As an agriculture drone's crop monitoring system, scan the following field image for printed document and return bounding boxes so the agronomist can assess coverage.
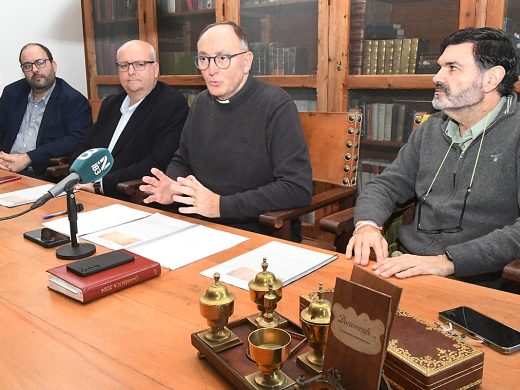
[83,213,195,250]
[0,184,62,208]
[128,225,248,270]
[200,241,337,290]
[43,204,151,236]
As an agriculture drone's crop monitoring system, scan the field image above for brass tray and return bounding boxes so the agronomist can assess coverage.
[191,314,314,389]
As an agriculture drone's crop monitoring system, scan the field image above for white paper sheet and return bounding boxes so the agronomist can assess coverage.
[82,213,195,250]
[0,184,59,208]
[43,204,151,236]
[128,225,248,270]
[200,241,337,290]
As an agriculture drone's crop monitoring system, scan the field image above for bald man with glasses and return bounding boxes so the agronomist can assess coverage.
[346,28,520,292]
[140,21,312,241]
[0,43,92,177]
[72,40,189,200]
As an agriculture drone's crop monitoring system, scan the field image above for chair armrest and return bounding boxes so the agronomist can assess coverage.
[48,156,70,166]
[117,179,145,197]
[319,207,355,235]
[503,259,520,283]
[46,164,70,179]
[259,186,357,229]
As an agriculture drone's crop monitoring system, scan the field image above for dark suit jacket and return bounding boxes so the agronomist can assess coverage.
[0,77,92,175]
[72,81,189,199]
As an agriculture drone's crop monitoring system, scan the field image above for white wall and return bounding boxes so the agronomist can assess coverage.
[0,1,87,96]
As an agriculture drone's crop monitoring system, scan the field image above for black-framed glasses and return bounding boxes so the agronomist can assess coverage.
[193,51,249,70]
[417,185,472,234]
[116,60,155,72]
[20,58,50,72]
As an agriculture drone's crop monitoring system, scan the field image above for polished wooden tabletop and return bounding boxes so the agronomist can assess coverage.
[0,172,519,389]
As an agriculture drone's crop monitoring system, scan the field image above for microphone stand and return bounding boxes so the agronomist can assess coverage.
[56,184,96,260]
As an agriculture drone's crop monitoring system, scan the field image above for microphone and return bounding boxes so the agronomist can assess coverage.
[31,148,114,210]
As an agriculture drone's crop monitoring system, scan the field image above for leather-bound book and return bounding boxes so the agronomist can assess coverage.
[47,251,161,303]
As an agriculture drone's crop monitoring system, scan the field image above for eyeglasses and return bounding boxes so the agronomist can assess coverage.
[417,185,472,234]
[416,114,489,234]
[193,51,249,70]
[116,60,155,72]
[20,58,50,72]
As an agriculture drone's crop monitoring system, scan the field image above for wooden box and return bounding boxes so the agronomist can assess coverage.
[384,310,484,390]
[300,294,484,390]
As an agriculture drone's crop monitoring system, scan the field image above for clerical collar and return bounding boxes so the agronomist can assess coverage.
[212,75,253,106]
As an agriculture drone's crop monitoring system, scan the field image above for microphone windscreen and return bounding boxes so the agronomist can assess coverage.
[70,148,114,184]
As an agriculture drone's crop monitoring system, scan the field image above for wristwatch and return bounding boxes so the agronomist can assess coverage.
[93,182,102,195]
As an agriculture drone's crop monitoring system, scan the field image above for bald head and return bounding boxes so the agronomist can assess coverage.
[116,40,159,105]
[117,40,156,62]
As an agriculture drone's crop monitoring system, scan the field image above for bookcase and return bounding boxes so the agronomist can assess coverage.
[80,0,520,178]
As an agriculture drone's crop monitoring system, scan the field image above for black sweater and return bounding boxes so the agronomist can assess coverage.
[167,76,312,234]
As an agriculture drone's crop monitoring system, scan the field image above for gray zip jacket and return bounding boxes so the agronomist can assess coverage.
[355,93,520,277]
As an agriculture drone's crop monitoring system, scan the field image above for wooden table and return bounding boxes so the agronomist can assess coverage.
[0,172,519,389]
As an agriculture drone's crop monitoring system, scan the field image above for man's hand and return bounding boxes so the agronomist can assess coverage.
[345,225,388,265]
[372,253,455,279]
[172,175,220,218]
[75,183,95,193]
[140,168,179,205]
[0,152,31,172]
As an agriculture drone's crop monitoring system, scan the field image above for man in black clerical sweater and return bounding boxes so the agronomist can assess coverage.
[140,21,312,240]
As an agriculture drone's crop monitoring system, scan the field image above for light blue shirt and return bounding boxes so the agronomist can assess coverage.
[11,82,56,154]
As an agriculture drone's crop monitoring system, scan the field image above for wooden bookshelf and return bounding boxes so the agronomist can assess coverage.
[80,0,518,149]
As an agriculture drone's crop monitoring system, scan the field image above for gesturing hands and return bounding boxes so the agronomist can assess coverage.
[141,168,220,218]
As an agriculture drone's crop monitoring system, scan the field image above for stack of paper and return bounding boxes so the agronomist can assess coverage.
[43,204,151,236]
[200,241,337,290]
[43,204,249,271]
[0,184,62,208]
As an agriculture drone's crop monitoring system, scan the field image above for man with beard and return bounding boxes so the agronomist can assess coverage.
[345,27,520,291]
[0,43,92,177]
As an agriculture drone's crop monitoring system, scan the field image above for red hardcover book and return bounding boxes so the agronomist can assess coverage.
[46,251,161,303]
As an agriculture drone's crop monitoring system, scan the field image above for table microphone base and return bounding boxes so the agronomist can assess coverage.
[56,243,96,260]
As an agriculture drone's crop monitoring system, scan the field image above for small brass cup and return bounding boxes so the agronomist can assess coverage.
[246,328,293,389]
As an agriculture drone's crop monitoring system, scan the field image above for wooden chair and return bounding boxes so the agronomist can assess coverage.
[258,111,362,247]
[119,111,363,247]
[319,111,520,289]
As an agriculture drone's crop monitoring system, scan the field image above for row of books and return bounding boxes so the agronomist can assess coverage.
[249,42,310,76]
[293,99,317,112]
[358,158,393,189]
[159,51,197,75]
[94,0,137,22]
[158,0,213,13]
[356,101,433,143]
[361,38,428,75]
[350,0,394,75]
[95,37,120,75]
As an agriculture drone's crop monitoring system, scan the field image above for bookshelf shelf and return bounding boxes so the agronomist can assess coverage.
[81,0,517,121]
[346,74,436,90]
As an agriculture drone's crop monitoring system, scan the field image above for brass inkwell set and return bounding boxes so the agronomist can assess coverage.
[193,258,335,390]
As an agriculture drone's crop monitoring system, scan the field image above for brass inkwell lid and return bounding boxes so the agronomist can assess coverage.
[248,257,282,293]
[301,284,331,325]
[200,272,235,307]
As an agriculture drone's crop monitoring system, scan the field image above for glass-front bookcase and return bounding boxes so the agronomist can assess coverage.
[82,0,322,116]
[347,0,462,189]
